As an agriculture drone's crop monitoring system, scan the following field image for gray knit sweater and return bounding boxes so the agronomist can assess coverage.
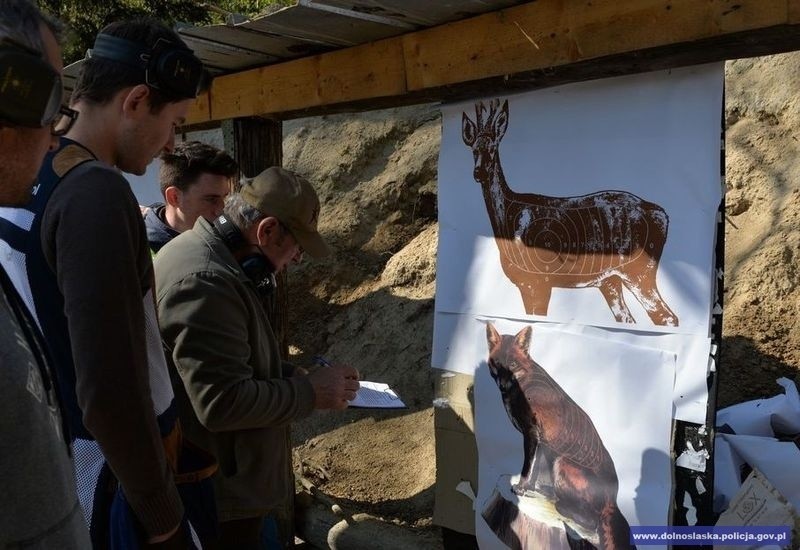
[0,268,89,548]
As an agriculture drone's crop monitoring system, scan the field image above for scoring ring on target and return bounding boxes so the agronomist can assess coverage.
[531,225,566,264]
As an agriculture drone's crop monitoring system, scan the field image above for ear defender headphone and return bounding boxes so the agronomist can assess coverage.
[87,34,210,99]
[0,38,64,128]
[213,215,276,297]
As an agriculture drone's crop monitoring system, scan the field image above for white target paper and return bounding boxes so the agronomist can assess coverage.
[436,64,723,336]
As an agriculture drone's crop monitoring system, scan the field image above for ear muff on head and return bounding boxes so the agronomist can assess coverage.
[0,38,63,128]
[150,38,210,97]
[239,254,276,297]
[213,214,245,249]
[88,34,210,99]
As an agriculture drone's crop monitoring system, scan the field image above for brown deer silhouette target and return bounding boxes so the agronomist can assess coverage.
[462,100,678,327]
[484,323,635,549]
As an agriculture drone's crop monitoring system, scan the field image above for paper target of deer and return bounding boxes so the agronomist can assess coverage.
[436,65,723,336]
[463,99,678,328]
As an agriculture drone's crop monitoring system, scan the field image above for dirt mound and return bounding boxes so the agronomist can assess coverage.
[281,52,800,540]
[283,106,441,533]
[722,53,800,406]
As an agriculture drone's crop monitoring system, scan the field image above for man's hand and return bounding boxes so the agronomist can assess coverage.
[307,364,360,410]
[145,523,188,548]
[293,366,309,377]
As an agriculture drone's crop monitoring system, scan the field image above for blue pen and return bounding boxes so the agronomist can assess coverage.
[313,355,333,368]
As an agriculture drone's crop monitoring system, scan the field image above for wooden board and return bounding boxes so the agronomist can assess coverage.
[184,0,800,125]
[208,38,407,122]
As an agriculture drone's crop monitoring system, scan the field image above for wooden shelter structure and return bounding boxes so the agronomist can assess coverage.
[64,0,800,545]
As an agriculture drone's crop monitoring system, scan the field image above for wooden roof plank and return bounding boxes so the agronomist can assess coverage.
[183,0,800,125]
[244,4,408,46]
[313,0,523,26]
[209,37,407,121]
[179,24,328,60]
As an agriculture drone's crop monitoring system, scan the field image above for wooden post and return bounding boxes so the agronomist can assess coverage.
[223,116,289,360]
[228,117,282,182]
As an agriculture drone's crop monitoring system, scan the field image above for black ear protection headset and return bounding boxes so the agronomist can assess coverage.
[87,33,210,99]
[213,215,276,297]
[0,37,64,128]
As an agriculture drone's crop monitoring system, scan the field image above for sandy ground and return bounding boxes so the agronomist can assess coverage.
[722,54,800,406]
[280,53,800,543]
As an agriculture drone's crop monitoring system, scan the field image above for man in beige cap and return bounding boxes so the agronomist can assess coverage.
[154,166,359,549]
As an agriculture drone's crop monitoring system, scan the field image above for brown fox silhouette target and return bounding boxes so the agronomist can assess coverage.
[485,323,635,549]
[462,100,678,327]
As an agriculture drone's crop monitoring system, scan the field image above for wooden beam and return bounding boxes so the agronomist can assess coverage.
[222,117,289,360]
[403,0,793,90]
[184,0,800,126]
[226,117,282,180]
[188,89,211,125]
[208,38,406,122]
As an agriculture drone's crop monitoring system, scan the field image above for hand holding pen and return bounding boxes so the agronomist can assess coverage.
[307,355,360,410]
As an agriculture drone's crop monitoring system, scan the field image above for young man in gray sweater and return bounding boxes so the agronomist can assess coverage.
[0,0,88,547]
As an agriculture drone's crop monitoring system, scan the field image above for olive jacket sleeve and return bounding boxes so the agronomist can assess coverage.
[155,226,315,434]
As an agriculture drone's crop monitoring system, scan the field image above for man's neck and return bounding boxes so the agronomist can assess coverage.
[164,207,187,233]
[64,102,119,167]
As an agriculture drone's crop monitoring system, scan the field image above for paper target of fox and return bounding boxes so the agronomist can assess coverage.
[472,318,674,550]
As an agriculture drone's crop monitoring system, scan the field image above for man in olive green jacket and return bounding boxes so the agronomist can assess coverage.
[154,167,359,549]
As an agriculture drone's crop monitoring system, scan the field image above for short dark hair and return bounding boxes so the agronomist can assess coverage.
[0,0,62,53]
[159,140,238,196]
[70,19,190,112]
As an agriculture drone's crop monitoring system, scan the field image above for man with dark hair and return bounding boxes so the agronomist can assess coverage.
[0,17,213,548]
[0,0,88,547]
[145,140,237,253]
[155,167,360,549]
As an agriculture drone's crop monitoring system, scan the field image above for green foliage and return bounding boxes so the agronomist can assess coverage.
[37,0,209,64]
[37,0,294,65]
[215,0,294,18]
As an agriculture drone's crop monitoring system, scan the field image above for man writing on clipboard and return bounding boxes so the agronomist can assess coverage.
[154,166,359,549]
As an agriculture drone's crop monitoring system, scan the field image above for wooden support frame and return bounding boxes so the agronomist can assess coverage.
[222,117,289,360]
[185,0,800,126]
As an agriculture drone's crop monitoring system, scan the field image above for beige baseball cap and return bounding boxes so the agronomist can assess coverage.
[240,167,330,258]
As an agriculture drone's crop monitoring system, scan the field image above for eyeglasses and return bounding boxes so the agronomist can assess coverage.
[278,222,304,258]
[49,105,78,137]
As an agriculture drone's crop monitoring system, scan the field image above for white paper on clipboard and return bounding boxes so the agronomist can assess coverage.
[349,381,406,409]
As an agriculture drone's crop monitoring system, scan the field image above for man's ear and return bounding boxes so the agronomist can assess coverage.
[121,84,151,118]
[255,216,280,245]
[164,186,181,207]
